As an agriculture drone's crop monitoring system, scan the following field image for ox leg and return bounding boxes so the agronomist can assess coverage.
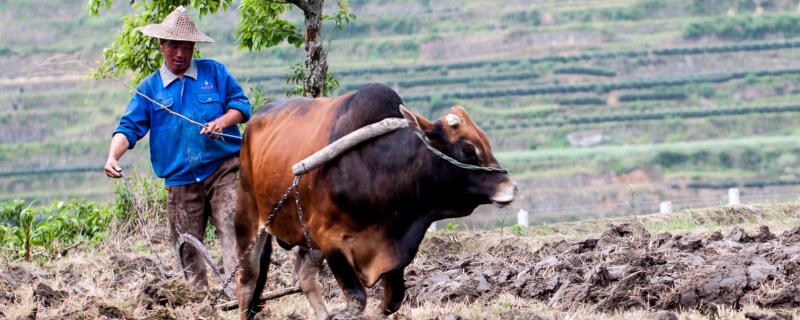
[371,269,406,316]
[294,247,328,320]
[236,232,273,320]
[326,250,367,315]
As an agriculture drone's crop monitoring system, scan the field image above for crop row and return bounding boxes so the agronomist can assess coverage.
[556,97,606,106]
[244,39,800,81]
[339,72,539,92]
[0,166,101,178]
[553,66,616,77]
[485,104,800,129]
[617,92,687,102]
[403,68,800,102]
[686,178,800,189]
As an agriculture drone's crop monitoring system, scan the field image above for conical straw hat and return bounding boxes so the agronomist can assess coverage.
[139,6,214,43]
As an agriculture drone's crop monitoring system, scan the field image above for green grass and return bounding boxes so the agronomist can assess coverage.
[499,134,800,163]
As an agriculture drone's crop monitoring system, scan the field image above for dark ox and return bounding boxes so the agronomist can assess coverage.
[235,84,516,319]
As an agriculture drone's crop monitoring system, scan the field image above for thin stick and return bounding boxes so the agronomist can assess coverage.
[122,174,172,279]
[67,57,241,141]
[111,77,242,141]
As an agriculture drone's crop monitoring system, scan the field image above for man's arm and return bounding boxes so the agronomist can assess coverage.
[201,109,244,138]
[105,86,151,178]
[104,133,130,178]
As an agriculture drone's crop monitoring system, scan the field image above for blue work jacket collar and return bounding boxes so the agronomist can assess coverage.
[159,60,198,87]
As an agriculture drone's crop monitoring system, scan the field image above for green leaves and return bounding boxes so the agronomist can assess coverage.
[236,0,302,51]
[0,199,114,260]
[324,1,356,32]
[285,62,339,97]
[87,0,232,85]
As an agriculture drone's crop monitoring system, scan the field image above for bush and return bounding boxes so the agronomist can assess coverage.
[655,151,689,168]
[502,9,541,26]
[684,14,800,40]
[113,174,168,231]
[556,96,607,106]
[0,199,114,260]
[618,92,687,102]
[553,66,616,77]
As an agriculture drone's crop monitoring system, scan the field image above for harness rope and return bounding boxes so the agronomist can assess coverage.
[413,131,509,173]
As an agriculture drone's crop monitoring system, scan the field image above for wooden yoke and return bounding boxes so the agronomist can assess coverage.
[291,117,409,176]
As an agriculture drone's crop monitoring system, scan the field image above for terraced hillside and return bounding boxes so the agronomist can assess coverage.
[2,0,800,224]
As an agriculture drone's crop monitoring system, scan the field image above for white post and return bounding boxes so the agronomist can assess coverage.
[728,188,740,205]
[659,201,672,214]
[428,222,437,232]
[517,209,529,227]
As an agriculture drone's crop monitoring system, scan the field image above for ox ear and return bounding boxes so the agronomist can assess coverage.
[399,104,433,133]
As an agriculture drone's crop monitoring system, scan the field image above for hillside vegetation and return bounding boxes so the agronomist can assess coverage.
[1,0,800,222]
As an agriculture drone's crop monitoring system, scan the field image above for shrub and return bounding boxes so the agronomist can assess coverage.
[553,66,616,77]
[502,9,541,26]
[684,14,800,40]
[655,151,689,168]
[618,92,687,102]
[556,97,607,106]
[0,199,114,260]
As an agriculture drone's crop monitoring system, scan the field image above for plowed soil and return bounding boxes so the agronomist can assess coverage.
[2,218,800,319]
[407,222,800,316]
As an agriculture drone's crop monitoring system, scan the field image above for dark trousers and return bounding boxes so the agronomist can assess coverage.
[166,156,239,288]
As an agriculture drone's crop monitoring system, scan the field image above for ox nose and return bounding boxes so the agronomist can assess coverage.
[490,179,517,207]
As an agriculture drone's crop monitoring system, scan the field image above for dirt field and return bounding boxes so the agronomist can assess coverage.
[2,203,800,319]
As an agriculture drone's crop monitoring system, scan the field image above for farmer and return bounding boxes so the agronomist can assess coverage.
[103,6,251,289]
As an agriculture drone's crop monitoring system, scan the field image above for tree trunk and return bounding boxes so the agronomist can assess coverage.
[302,0,327,98]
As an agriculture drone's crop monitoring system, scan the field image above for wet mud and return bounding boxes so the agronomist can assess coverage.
[406,222,800,315]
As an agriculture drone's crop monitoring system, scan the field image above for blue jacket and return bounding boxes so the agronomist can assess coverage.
[113,59,251,186]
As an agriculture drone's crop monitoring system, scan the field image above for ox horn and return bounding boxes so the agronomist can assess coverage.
[445,113,461,128]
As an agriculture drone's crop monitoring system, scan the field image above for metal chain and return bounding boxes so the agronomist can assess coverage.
[413,131,510,173]
[211,176,301,309]
[294,181,319,260]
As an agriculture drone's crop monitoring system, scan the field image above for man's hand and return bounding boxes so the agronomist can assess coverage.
[201,118,226,139]
[104,157,124,178]
[105,133,130,178]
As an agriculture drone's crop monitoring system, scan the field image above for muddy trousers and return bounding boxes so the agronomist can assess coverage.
[166,156,240,289]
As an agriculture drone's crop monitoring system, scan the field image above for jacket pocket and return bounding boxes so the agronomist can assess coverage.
[151,96,176,131]
[196,92,223,121]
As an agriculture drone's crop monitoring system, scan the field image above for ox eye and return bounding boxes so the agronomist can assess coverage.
[462,144,478,163]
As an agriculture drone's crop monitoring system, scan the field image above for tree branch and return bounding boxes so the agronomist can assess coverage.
[286,0,310,13]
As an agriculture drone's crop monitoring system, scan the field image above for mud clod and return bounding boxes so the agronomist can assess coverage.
[648,310,678,320]
[98,304,129,319]
[745,311,793,320]
[137,278,207,309]
[2,266,30,286]
[33,283,67,307]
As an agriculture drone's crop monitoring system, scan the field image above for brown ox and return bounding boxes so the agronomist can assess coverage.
[235,84,516,319]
